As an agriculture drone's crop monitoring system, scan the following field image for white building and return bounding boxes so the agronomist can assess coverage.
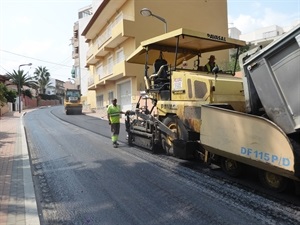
[70,5,94,111]
[228,27,241,40]
[240,25,284,47]
[46,78,56,95]
[232,22,300,48]
[71,5,93,96]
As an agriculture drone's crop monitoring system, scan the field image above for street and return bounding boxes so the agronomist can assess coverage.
[23,106,300,225]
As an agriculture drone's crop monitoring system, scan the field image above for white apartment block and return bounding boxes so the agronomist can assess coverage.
[72,5,93,96]
[232,21,300,47]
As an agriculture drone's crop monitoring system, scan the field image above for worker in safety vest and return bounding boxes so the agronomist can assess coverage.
[107,98,125,148]
[205,55,218,73]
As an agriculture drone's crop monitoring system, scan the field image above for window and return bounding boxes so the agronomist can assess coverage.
[96,64,104,79]
[97,23,112,48]
[116,48,124,64]
[263,30,277,39]
[114,12,123,26]
[108,91,114,103]
[107,56,113,75]
[194,81,207,99]
[96,95,104,108]
[78,9,92,19]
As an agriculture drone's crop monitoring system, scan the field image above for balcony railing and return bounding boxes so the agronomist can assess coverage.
[72,51,79,59]
[88,76,94,86]
[86,43,99,65]
[86,15,135,66]
[96,19,135,57]
[72,37,79,48]
[92,60,142,87]
[73,22,79,32]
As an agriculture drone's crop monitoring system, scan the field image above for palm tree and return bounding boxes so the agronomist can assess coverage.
[6,70,37,95]
[5,70,37,111]
[33,66,52,94]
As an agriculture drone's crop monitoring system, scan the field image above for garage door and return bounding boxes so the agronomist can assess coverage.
[118,81,132,111]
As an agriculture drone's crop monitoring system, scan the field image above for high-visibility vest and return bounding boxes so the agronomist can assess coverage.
[107,104,121,123]
[205,63,217,72]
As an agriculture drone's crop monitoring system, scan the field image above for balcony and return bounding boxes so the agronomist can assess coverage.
[86,19,136,66]
[73,22,79,32]
[72,37,79,48]
[73,23,79,39]
[106,19,135,48]
[93,61,143,85]
[88,78,107,89]
[72,51,79,59]
[109,60,134,80]
[73,58,79,66]
[86,44,103,65]
[95,19,135,58]
[88,76,97,90]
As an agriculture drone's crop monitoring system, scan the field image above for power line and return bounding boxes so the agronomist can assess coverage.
[0,49,73,68]
[0,65,10,73]
[1,48,89,80]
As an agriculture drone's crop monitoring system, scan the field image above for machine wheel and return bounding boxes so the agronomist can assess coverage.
[161,116,187,156]
[66,110,69,115]
[258,170,288,192]
[220,157,244,177]
[161,137,173,156]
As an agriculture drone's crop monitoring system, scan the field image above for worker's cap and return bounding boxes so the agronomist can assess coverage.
[209,55,216,60]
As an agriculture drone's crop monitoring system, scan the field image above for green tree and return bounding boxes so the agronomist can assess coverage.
[228,43,252,72]
[5,88,17,103]
[6,70,37,96]
[23,89,33,99]
[33,66,53,94]
[0,83,7,107]
[0,83,17,105]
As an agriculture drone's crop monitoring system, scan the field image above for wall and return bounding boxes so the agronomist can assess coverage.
[0,104,9,116]
[84,0,231,111]
[24,96,60,108]
[137,0,230,66]
[0,96,60,117]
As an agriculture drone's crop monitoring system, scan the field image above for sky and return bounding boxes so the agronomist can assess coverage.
[0,0,299,81]
[228,0,300,33]
[0,0,91,81]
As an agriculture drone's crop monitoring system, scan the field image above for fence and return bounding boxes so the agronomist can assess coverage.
[0,96,60,117]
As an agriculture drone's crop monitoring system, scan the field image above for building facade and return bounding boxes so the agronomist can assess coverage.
[240,25,285,48]
[238,22,300,47]
[71,5,94,109]
[81,0,231,114]
[45,78,65,103]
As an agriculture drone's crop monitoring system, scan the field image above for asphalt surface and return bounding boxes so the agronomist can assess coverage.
[21,106,300,225]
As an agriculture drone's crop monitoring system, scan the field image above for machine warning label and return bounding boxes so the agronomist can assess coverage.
[240,147,290,167]
[173,78,182,90]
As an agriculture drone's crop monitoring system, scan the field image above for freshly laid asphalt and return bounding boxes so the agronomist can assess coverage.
[0,107,124,225]
[0,110,40,225]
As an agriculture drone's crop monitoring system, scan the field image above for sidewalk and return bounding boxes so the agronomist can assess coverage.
[0,111,40,225]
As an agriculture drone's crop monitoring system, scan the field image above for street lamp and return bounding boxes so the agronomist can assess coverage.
[68,78,77,89]
[140,8,167,33]
[18,63,32,113]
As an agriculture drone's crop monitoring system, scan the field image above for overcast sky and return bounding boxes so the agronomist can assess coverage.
[0,0,91,81]
[228,0,300,33]
[0,0,299,81]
